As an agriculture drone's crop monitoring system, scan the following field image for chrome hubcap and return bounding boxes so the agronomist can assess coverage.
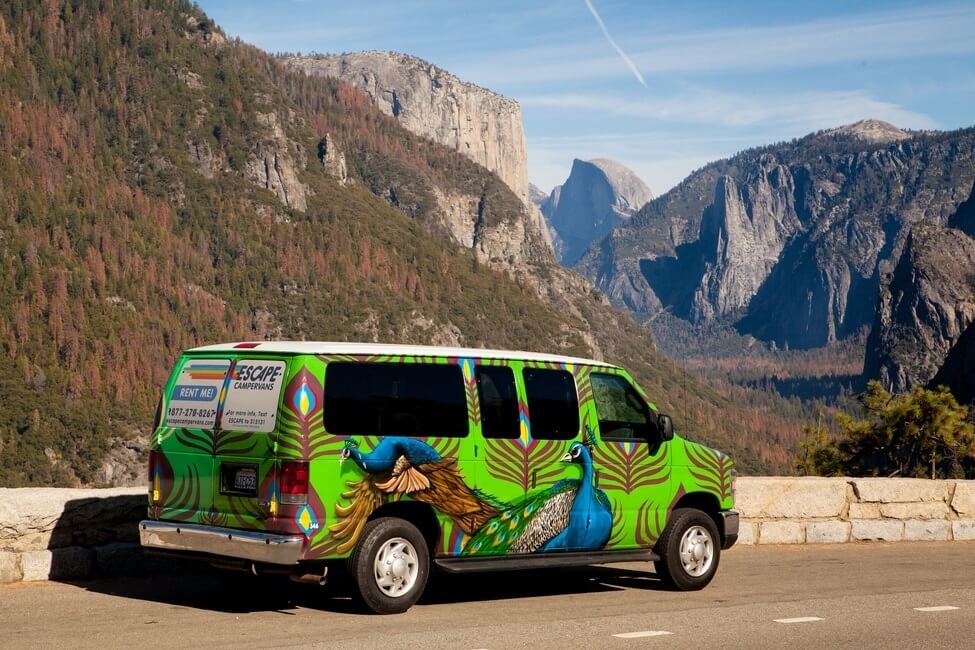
[679,525,714,577]
[373,537,419,598]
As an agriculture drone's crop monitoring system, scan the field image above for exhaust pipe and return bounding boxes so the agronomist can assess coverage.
[289,566,328,587]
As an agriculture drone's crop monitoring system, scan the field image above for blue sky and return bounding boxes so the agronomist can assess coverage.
[198,0,975,194]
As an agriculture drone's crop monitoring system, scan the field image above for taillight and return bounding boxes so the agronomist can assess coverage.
[280,460,309,505]
[148,450,163,503]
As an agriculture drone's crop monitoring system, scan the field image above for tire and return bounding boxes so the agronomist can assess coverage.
[653,507,721,591]
[348,517,430,614]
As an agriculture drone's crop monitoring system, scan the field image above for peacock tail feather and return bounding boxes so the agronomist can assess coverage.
[408,458,500,535]
[462,481,579,555]
[313,477,383,555]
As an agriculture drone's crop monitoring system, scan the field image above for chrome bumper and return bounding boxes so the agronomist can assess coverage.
[719,510,739,549]
[139,520,305,565]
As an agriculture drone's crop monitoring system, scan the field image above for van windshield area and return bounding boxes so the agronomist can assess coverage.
[323,362,469,437]
[591,373,651,441]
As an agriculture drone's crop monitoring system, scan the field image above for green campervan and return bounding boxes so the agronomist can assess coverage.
[140,342,738,613]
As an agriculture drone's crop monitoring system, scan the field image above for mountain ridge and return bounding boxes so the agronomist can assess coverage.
[577,123,975,354]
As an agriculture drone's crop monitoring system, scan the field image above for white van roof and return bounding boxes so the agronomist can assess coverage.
[188,341,619,369]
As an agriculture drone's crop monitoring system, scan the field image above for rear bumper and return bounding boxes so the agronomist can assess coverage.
[139,520,305,565]
[719,510,739,550]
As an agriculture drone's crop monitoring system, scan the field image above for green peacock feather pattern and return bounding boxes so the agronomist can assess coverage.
[686,442,734,501]
[593,440,670,493]
[607,497,627,547]
[276,364,344,459]
[635,500,666,547]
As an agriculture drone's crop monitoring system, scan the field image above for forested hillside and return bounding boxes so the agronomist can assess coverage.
[0,0,813,485]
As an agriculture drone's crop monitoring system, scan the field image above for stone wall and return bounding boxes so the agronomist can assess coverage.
[1,478,973,584]
[735,477,975,544]
[0,487,147,584]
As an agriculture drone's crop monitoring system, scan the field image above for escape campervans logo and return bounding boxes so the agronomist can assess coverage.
[230,364,283,391]
[221,360,287,432]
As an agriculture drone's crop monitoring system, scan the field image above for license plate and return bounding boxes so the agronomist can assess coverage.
[221,464,258,496]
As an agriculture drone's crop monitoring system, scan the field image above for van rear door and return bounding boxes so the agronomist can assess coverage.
[152,355,287,531]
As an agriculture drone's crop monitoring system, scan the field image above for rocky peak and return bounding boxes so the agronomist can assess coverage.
[821,119,909,144]
[587,159,654,212]
[545,158,652,265]
[690,163,802,322]
[283,51,530,205]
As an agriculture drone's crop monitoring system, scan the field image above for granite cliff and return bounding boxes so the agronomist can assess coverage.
[864,223,975,392]
[541,158,653,265]
[282,51,552,265]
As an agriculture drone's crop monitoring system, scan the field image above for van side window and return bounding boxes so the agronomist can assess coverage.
[324,363,468,437]
[523,368,579,440]
[475,365,519,439]
[591,373,651,441]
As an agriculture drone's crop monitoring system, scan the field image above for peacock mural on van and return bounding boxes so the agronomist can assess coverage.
[323,436,613,556]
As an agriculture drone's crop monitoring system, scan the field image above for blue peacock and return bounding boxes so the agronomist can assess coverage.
[463,441,613,555]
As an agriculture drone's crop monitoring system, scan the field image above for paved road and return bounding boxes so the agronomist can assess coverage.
[2,542,973,649]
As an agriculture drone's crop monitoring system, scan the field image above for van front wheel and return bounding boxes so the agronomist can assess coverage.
[349,517,430,614]
[653,507,720,591]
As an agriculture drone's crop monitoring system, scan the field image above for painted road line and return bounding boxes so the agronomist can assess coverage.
[773,617,824,624]
[613,631,673,639]
[914,606,959,612]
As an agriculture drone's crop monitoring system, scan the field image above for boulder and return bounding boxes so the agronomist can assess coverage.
[904,520,950,542]
[847,502,881,519]
[735,477,848,519]
[851,478,949,504]
[851,519,904,542]
[758,521,804,544]
[951,520,975,540]
[0,551,21,583]
[949,481,975,517]
[20,547,94,581]
[806,521,851,544]
[879,502,949,520]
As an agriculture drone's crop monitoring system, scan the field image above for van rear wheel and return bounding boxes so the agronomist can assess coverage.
[653,507,720,591]
[348,517,429,614]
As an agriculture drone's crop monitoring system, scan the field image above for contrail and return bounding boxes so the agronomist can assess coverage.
[584,0,647,88]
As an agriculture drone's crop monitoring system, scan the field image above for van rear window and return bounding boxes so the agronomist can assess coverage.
[164,358,286,432]
[323,363,469,437]
[165,359,231,429]
[221,359,287,432]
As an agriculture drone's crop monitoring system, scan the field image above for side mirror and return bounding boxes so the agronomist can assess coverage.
[657,413,674,441]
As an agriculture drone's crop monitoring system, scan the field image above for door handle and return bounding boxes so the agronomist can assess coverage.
[531,469,537,489]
